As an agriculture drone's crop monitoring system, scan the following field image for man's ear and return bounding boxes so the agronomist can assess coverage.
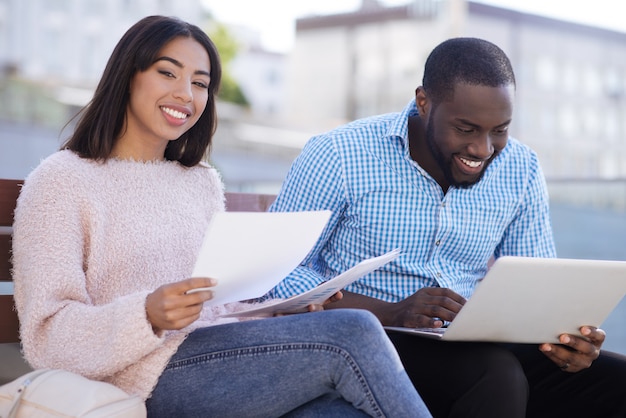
[415,87,430,117]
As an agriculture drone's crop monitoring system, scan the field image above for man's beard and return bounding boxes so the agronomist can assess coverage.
[425,112,486,189]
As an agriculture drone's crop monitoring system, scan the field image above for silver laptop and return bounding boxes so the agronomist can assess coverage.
[384,256,626,343]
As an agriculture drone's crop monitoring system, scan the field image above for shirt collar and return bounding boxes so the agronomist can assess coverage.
[386,99,419,151]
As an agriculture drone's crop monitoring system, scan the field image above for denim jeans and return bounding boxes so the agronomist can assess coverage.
[146,309,431,417]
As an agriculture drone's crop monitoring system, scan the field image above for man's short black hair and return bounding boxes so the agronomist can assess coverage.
[422,37,516,103]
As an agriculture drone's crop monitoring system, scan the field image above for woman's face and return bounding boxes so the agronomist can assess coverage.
[120,36,211,159]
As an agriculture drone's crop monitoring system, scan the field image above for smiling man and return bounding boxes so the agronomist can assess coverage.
[267,38,626,417]
[412,82,513,190]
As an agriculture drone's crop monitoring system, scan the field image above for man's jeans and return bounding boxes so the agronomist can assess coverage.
[146,309,431,417]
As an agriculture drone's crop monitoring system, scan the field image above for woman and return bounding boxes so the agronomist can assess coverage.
[12,15,431,417]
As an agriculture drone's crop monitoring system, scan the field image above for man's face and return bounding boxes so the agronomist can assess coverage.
[423,83,514,189]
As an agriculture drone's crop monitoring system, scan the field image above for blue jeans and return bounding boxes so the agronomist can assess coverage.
[146,309,431,417]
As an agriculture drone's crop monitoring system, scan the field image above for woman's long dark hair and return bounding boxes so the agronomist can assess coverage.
[62,15,222,167]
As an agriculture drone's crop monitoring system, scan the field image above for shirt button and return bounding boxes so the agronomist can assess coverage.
[436,272,442,278]
[435,240,441,246]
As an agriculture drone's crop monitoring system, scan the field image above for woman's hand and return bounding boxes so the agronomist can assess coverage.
[145,277,216,334]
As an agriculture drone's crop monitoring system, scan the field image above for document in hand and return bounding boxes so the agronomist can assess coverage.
[190,211,331,306]
[221,248,402,318]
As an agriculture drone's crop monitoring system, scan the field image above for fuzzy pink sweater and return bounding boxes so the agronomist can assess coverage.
[12,150,254,400]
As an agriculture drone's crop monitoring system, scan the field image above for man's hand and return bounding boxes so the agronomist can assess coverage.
[387,287,466,328]
[324,287,466,327]
[275,291,344,316]
[539,326,604,372]
[305,290,344,312]
[145,277,216,334]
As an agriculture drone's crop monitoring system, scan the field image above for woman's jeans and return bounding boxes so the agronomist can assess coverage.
[146,309,431,417]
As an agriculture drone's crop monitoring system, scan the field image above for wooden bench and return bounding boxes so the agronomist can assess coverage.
[0,177,275,383]
[0,179,21,345]
[0,179,28,384]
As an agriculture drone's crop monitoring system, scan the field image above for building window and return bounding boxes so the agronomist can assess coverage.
[535,56,557,91]
[582,66,601,98]
[561,62,578,94]
[266,69,280,85]
[603,108,620,142]
[43,29,63,76]
[582,108,599,137]
[538,105,556,136]
[558,105,578,138]
[604,67,623,100]
[599,153,619,178]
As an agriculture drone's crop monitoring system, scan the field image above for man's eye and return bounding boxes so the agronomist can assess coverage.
[493,127,509,135]
[456,127,473,133]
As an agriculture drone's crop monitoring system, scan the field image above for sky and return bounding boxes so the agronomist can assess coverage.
[202,0,626,53]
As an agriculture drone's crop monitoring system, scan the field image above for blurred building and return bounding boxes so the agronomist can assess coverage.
[286,0,459,129]
[285,0,626,179]
[0,0,286,119]
[0,0,207,129]
[0,0,205,89]
[2,0,626,190]
[226,24,287,119]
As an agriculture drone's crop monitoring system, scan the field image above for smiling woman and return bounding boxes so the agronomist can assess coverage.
[61,15,222,168]
[115,36,211,161]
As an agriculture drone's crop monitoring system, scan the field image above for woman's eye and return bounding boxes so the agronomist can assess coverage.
[158,70,175,78]
[193,81,209,89]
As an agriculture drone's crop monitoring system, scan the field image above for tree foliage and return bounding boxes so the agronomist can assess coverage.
[208,23,249,107]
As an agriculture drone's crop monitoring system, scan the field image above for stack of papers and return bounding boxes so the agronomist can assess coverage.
[223,248,401,317]
[188,211,401,315]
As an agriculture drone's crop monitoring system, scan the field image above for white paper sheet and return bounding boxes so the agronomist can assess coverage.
[221,248,402,318]
[189,211,331,306]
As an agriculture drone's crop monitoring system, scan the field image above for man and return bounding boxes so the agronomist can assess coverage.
[267,38,626,417]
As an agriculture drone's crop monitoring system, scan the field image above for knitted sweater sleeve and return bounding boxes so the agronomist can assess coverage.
[12,158,164,380]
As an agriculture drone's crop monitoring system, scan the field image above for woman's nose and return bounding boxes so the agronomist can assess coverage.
[173,80,193,102]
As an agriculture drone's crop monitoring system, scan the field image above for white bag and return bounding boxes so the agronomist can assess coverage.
[0,369,146,418]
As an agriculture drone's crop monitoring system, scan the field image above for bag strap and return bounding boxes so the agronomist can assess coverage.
[7,369,50,418]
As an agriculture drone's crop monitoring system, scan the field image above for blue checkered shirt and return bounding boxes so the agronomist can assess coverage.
[267,100,556,302]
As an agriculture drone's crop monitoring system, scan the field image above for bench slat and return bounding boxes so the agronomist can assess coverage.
[0,295,19,343]
[224,192,276,212]
[0,179,21,227]
[0,234,11,282]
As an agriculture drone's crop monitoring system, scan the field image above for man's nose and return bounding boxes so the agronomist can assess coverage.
[468,133,494,159]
